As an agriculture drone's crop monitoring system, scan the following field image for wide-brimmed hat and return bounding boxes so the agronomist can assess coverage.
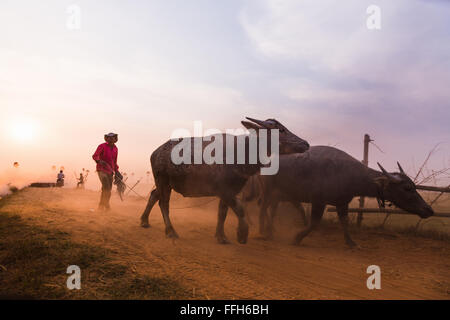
[104,132,118,141]
[105,132,118,137]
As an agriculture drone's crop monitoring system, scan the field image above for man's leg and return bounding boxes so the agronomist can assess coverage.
[103,173,113,210]
[97,172,110,210]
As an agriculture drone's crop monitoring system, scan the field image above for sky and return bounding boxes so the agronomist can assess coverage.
[1,0,449,190]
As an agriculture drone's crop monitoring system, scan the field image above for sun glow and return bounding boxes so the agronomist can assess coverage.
[9,119,39,143]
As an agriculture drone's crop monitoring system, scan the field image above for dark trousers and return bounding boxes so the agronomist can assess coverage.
[98,171,113,208]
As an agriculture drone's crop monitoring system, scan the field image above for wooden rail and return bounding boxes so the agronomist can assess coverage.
[327,207,450,218]
[416,185,450,193]
[354,133,450,224]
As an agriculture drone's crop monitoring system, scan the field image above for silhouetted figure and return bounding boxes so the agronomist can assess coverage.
[77,173,85,189]
[56,170,65,187]
[92,132,120,211]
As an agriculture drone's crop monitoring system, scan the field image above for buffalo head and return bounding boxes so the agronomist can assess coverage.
[375,162,434,219]
[241,117,309,155]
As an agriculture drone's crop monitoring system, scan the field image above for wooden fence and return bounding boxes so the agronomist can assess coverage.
[331,134,450,225]
[327,207,450,218]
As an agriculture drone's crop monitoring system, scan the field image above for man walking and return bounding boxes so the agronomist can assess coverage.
[56,170,65,187]
[77,173,85,189]
[92,132,120,210]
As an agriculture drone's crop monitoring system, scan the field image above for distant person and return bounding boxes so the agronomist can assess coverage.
[77,173,85,189]
[56,170,65,187]
[92,132,119,211]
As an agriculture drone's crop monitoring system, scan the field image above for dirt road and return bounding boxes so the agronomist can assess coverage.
[2,187,449,299]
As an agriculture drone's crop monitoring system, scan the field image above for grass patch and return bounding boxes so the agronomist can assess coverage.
[269,202,450,242]
[321,214,450,242]
[0,212,189,299]
[382,224,450,242]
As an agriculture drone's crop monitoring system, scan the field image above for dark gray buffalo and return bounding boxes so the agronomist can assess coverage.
[257,146,434,247]
[140,117,310,244]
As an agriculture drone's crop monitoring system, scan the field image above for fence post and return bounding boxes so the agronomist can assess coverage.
[357,134,371,227]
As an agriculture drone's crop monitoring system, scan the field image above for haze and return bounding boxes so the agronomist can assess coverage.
[1,0,449,191]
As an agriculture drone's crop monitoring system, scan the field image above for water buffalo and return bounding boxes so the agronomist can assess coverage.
[257,146,434,247]
[140,117,310,244]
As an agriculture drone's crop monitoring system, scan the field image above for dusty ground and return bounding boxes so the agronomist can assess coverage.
[1,187,449,299]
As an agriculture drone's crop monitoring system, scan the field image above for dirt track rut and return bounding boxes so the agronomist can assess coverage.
[3,188,449,299]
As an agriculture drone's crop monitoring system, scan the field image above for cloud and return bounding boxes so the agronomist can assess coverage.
[240,0,367,67]
[238,0,450,178]
[0,49,256,178]
[239,0,450,132]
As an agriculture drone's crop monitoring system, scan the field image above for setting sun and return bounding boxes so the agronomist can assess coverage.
[9,119,39,143]
[0,1,449,304]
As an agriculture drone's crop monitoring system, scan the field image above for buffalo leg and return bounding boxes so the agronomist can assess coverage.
[225,197,249,244]
[258,198,269,236]
[140,188,159,228]
[242,197,253,226]
[158,180,178,238]
[336,204,357,248]
[215,199,229,244]
[292,201,308,226]
[293,203,325,245]
[265,200,279,240]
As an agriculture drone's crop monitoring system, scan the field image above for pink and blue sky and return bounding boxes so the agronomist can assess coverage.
[1,0,449,188]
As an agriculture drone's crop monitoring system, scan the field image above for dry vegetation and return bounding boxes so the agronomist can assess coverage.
[0,187,449,299]
[0,192,189,299]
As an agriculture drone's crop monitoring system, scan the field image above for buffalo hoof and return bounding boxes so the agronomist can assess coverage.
[140,221,150,228]
[292,236,303,246]
[237,225,249,244]
[263,234,274,241]
[263,228,274,240]
[216,234,230,244]
[346,239,359,249]
[165,227,179,239]
[259,225,265,236]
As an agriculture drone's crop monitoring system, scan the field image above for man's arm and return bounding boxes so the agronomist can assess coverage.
[114,150,119,173]
[92,144,108,167]
[92,144,103,163]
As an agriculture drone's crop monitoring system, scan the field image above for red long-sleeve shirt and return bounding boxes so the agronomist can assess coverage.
[92,143,119,174]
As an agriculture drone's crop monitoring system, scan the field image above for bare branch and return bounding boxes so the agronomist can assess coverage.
[417,167,450,185]
[429,183,450,207]
[413,143,443,183]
